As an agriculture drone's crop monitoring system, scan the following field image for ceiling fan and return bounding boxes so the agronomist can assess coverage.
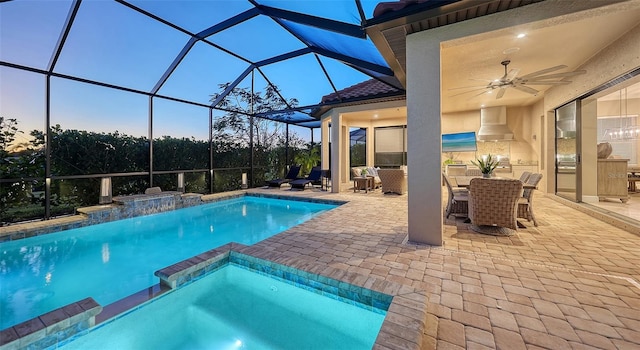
[451,60,586,99]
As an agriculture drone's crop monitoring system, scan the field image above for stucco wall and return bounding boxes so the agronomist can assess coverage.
[441,107,538,166]
[542,21,640,194]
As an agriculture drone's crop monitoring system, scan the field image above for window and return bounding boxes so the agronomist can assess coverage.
[350,127,366,167]
[374,126,406,167]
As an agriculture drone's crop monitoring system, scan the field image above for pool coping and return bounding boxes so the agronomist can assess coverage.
[0,191,346,242]
[0,298,101,350]
[1,243,428,350]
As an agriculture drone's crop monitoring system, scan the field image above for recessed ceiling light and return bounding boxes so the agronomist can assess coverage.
[373,114,379,118]
[516,33,526,39]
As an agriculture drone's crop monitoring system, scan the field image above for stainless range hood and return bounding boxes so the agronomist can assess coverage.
[555,103,576,139]
[477,106,514,141]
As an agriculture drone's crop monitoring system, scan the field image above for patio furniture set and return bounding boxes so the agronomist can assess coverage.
[266,166,327,191]
[351,167,407,194]
[443,171,543,235]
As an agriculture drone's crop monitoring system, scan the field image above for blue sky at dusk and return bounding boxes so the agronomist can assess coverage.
[0,0,384,143]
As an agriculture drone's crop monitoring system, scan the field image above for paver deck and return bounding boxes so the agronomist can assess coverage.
[246,186,640,349]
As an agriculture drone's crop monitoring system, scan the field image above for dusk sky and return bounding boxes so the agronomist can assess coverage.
[0,0,383,143]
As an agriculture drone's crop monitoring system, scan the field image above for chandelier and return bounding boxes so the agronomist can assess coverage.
[604,88,638,140]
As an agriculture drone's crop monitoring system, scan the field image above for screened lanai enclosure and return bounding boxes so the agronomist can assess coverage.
[0,0,403,225]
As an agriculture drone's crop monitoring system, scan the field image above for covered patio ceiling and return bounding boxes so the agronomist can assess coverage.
[0,0,405,129]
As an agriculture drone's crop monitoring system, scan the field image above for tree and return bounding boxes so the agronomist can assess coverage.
[210,83,307,183]
[210,83,298,150]
[294,143,321,176]
[0,117,19,155]
[1,117,45,225]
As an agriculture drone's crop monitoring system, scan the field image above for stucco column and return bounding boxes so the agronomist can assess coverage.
[330,111,342,193]
[406,33,443,245]
[367,124,374,166]
[321,117,330,170]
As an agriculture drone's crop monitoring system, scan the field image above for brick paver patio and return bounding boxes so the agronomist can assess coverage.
[246,187,640,349]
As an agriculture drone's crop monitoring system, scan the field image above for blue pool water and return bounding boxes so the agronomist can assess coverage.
[0,196,336,329]
[61,264,386,350]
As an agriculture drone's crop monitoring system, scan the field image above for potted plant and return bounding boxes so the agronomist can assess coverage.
[442,152,456,166]
[360,168,368,177]
[471,154,499,178]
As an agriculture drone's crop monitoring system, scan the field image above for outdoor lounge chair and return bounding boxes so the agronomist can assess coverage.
[289,166,322,190]
[267,165,300,187]
[377,169,407,194]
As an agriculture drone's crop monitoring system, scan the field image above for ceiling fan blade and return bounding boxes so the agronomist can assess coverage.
[524,70,587,80]
[521,81,571,86]
[496,87,507,99]
[505,68,520,82]
[469,77,496,82]
[467,89,493,99]
[512,85,539,95]
[448,84,489,90]
[449,87,489,97]
[519,65,568,80]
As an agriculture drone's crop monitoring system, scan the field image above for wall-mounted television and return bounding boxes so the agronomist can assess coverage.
[442,131,478,153]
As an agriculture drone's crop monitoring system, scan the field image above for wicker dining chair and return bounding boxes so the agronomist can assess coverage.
[465,168,483,177]
[517,173,543,226]
[468,178,523,235]
[442,173,469,218]
[519,171,532,183]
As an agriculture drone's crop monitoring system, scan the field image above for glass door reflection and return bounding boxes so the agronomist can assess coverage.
[555,101,580,201]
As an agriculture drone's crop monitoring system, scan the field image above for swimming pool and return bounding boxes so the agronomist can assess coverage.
[60,263,387,349]
[0,196,337,330]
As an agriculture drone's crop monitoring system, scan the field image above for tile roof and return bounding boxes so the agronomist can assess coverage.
[320,79,403,104]
[373,0,430,18]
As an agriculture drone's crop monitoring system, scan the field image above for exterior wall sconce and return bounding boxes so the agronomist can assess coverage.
[99,177,112,204]
[177,172,185,193]
[241,172,248,189]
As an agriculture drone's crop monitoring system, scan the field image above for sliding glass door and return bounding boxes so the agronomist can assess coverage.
[555,101,581,201]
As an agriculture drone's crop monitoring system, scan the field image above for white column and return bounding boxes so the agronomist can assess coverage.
[330,111,342,193]
[406,33,443,245]
[367,125,375,166]
[321,117,330,168]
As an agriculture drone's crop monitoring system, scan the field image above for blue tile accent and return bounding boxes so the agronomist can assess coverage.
[225,252,389,313]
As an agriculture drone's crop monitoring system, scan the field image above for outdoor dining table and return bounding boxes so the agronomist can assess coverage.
[454,176,537,190]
